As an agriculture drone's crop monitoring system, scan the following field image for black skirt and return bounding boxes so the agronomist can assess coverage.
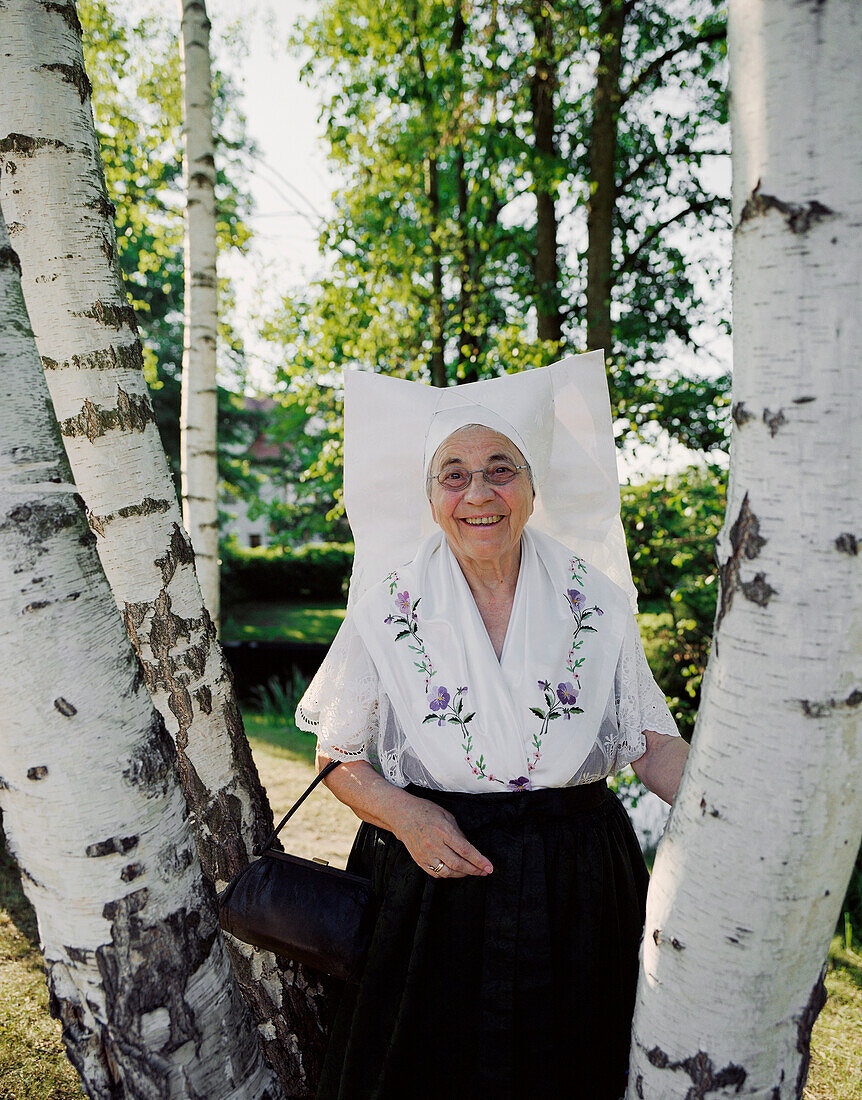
[318,781,649,1100]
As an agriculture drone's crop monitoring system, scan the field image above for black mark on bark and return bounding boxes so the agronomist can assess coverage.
[43,1,83,35]
[716,493,768,632]
[27,766,48,781]
[700,797,721,818]
[75,300,137,332]
[0,244,22,276]
[86,835,139,858]
[43,62,91,103]
[121,713,177,798]
[795,964,828,1097]
[88,496,173,537]
[155,523,196,588]
[96,884,219,1083]
[645,1045,747,1096]
[60,387,156,441]
[763,408,787,437]
[740,179,835,235]
[194,685,213,715]
[793,395,816,404]
[652,927,685,950]
[636,1075,644,1099]
[54,697,77,716]
[741,571,777,607]
[799,689,862,718]
[42,341,144,375]
[0,134,72,156]
[120,863,144,882]
[835,533,858,555]
[731,402,755,428]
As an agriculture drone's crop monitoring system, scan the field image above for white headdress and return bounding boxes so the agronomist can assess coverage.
[344,349,636,610]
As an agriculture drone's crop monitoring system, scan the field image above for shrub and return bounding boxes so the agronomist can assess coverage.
[220,539,354,605]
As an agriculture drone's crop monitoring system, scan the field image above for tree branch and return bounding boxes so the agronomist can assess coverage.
[621,27,726,103]
[615,198,721,274]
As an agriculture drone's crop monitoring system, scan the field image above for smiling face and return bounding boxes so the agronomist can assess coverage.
[427,425,534,572]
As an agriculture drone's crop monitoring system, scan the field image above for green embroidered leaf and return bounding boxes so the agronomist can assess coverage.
[529,707,546,719]
[395,630,410,641]
[463,712,476,723]
[412,597,421,615]
[448,716,461,723]
[423,714,437,724]
[571,707,584,714]
[549,711,562,719]
[456,697,463,714]
[580,625,597,633]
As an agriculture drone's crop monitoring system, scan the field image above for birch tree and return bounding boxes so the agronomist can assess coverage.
[0,202,281,1100]
[178,0,220,626]
[0,2,330,1091]
[627,2,862,1095]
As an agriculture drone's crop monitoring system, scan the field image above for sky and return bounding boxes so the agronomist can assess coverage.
[130,0,731,476]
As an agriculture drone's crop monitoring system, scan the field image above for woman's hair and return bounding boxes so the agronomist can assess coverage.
[425,423,534,498]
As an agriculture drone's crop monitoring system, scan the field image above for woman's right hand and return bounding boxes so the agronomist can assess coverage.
[320,755,492,879]
[388,795,493,879]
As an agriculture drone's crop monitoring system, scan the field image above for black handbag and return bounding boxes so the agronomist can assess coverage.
[218,760,374,983]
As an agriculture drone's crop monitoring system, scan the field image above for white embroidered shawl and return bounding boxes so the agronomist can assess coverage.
[351,527,628,793]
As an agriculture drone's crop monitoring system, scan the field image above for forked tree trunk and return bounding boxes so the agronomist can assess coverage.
[626,2,862,1095]
[0,204,281,1100]
[0,1,330,1091]
[178,0,220,625]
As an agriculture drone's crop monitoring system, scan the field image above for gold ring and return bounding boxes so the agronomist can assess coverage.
[433,860,445,874]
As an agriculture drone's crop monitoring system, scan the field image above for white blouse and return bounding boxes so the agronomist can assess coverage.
[296,608,680,792]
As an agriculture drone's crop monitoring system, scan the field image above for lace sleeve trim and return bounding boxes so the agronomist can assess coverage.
[295,615,380,763]
[614,614,680,770]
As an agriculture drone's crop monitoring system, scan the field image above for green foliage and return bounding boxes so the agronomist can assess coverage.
[621,463,726,737]
[220,540,354,605]
[259,0,730,525]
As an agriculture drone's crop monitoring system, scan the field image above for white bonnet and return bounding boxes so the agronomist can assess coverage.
[343,351,636,610]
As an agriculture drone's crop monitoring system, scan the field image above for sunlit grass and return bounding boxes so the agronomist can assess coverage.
[221,601,345,644]
[0,828,81,1099]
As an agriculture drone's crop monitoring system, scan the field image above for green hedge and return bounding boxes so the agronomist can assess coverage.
[220,540,354,604]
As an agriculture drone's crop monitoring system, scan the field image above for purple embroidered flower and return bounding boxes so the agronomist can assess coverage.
[595,606,604,616]
[537,679,550,691]
[429,686,450,711]
[557,681,579,706]
[384,615,393,624]
[457,686,468,695]
[567,589,586,614]
[396,590,410,614]
[508,776,531,791]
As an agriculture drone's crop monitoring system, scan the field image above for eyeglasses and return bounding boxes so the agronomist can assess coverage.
[428,461,529,492]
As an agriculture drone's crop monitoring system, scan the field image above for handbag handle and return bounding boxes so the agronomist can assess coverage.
[252,758,342,857]
[218,759,344,909]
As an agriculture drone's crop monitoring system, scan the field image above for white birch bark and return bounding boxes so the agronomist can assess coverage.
[627,3,862,1096]
[0,2,330,1091]
[178,0,220,627]
[0,204,281,1100]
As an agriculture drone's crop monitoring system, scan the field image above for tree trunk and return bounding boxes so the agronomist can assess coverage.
[425,154,448,388]
[627,2,862,1095]
[529,0,562,345]
[178,0,220,625]
[0,2,331,1092]
[0,203,281,1100]
[585,0,625,358]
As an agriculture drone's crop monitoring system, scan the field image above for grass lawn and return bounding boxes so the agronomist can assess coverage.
[220,600,345,645]
[1,716,859,1097]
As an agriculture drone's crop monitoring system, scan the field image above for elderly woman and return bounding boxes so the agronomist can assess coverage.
[297,358,689,1100]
